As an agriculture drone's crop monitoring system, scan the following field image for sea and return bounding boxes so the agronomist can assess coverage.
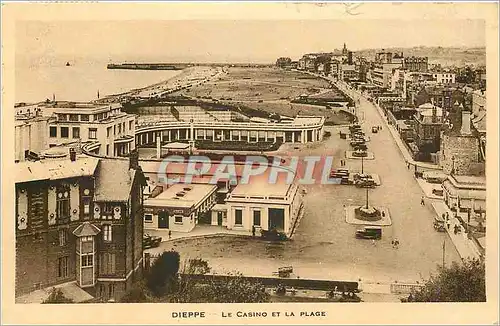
[15,57,182,104]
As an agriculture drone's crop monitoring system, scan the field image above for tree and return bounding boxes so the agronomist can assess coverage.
[146,250,180,297]
[411,258,485,302]
[42,288,74,304]
[120,282,152,303]
[171,258,270,303]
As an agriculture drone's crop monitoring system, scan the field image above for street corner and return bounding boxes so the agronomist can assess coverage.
[345,205,392,226]
[345,151,375,160]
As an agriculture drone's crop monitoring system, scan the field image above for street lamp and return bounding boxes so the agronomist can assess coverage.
[361,155,364,174]
[365,188,369,209]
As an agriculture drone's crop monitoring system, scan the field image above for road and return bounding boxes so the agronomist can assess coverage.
[149,80,460,285]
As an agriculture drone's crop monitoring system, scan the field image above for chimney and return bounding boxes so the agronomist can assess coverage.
[129,149,139,170]
[69,148,77,162]
[461,110,472,135]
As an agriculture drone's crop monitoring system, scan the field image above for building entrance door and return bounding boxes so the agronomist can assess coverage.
[158,211,169,229]
[268,208,285,231]
[217,212,223,226]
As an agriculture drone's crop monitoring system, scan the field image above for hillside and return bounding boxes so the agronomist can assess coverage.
[355,46,486,67]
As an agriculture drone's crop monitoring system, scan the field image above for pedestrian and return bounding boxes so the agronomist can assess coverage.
[421,196,425,206]
[372,239,376,246]
[168,230,172,239]
[252,225,256,237]
[447,222,451,229]
[382,211,385,217]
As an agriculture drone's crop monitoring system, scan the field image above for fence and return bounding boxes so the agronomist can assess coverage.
[390,282,424,294]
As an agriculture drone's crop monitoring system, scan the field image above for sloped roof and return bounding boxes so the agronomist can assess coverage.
[94,159,137,202]
[73,222,101,237]
[472,111,486,133]
[15,156,99,184]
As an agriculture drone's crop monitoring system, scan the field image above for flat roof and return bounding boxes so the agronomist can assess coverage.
[144,183,217,208]
[162,142,191,150]
[229,177,292,199]
[293,116,323,125]
[15,156,100,184]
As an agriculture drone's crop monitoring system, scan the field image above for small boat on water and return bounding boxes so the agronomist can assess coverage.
[66,62,71,66]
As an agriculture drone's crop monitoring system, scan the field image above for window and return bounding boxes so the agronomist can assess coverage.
[82,194,91,218]
[69,114,79,122]
[49,126,57,138]
[118,124,122,134]
[235,209,243,225]
[103,203,113,214]
[175,216,183,223]
[107,127,112,138]
[100,253,116,274]
[56,186,70,223]
[103,224,112,242]
[80,115,89,122]
[82,236,93,242]
[59,229,68,246]
[72,127,80,139]
[144,214,153,223]
[58,256,69,278]
[58,114,67,121]
[129,121,133,131]
[108,283,115,299]
[81,254,94,267]
[106,145,110,156]
[253,210,261,226]
[113,125,116,136]
[88,128,97,139]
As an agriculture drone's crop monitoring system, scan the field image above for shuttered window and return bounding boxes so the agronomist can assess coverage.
[100,253,116,274]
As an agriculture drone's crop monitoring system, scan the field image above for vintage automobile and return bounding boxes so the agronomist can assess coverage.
[143,234,162,249]
[433,216,446,232]
[355,179,377,188]
[261,228,288,241]
[352,144,368,151]
[372,126,379,133]
[355,226,382,240]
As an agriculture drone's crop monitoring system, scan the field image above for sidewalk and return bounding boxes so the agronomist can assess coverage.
[431,201,481,260]
[146,224,253,243]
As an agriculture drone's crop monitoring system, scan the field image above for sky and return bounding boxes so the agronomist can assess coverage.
[16,20,486,63]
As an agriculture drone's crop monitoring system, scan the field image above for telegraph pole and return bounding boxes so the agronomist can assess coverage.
[442,239,446,268]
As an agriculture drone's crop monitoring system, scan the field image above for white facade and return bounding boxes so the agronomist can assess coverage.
[15,102,137,159]
[225,182,303,237]
[432,73,456,84]
[15,116,50,162]
[143,184,217,232]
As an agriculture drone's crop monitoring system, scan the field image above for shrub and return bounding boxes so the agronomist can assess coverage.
[42,288,73,304]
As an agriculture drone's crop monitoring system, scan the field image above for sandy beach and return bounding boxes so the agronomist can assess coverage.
[97,66,224,103]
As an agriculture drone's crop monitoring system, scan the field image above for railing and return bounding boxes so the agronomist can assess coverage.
[135,118,325,133]
[390,282,424,294]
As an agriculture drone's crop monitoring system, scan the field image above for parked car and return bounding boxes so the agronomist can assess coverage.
[143,234,162,249]
[355,226,382,239]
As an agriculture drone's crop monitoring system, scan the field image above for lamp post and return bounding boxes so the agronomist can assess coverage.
[361,155,364,174]
[365,188,369,209]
